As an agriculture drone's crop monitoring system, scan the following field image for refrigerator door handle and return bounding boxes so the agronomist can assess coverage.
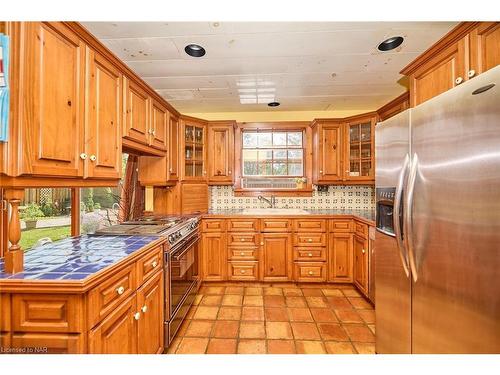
[394,153,410,278]
[404,153,419,282]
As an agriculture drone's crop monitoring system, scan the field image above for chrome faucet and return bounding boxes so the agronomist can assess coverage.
[258,195,277,208]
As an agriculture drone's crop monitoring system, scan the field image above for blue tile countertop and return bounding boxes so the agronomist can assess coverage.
[0,235,162,282]
[204,209,375,223]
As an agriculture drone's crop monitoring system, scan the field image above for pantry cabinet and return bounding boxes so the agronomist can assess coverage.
[21,22,86,178]
[207,121,235,185]
[403,22,500,106]
[261,233,293,282]
[84,47,122,179]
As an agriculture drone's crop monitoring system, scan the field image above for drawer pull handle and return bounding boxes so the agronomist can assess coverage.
[240,270,246,274]
[308,271,314,275]
[152,261,158,268]
[134,312,141,320]
[308,253,313,257]
[307,238,313,242]
[240,252,245,256]
[240,238,245,242]
[116,286,125,295]
[141,305,148,313]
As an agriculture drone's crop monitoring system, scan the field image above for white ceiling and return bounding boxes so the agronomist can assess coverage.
[83,22,457,113]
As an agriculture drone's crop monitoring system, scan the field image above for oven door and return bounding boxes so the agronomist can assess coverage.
[168,232,200,317]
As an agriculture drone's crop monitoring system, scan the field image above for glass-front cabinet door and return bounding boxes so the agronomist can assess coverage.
[345,116,375,181]
[183,121,206,180]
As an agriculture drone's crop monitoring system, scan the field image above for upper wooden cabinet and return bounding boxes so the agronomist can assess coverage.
[311,114,376,185]
[124,77,150,145]
[180,117,207,181]
[167,114,180,182]
[84,47,122,179]
[377,92,410,122]
[149,99,168,151]
[207,121,235,185]
[21,22,86,178]
[402,22,500,107]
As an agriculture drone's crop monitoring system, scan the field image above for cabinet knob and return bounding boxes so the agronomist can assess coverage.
[308,253,313,257]
[152,261,158,268]
[240,238,245,242]
[260,242,264,246]
[80,153,88,160]
[240,252,245,256]
[116,286,125,295]
[362,249,366,254]
[229,170,232,175]
[89,155,96,162]
[307,238,313,242]
[240,269,246,274]
[319,170,323,174]
[141,305,148,313]
[468,70,476,78]
[134,312,141,320]
[152,130,156,136]
[308,271,314,275]
[169,168,173,173]
[67,100,72,106]
[455,76,464,85]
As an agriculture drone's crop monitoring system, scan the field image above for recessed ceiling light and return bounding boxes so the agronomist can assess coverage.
[377,36,404,52]
[185,44,206,57]
[268,102,280,107]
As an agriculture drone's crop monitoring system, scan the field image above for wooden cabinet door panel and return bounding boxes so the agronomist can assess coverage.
[89,295,137,354]
[137,271,164,354]
[150,100,168,151]
[22,22,85,177]
[470,22,500,75]
[201,232,227,281]
[353,234,369,294]
[319,123,343,181]
[85,47,122,179]
[411,37,467,106]
[261,233,292,281]
[329,233,353,282]
[167,114,179,181]
[11,332,84,354]
[207,124,234,184]
[124,78,150,145]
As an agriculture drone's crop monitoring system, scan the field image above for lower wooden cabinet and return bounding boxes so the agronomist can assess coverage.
[136,271,164,354]
[228,262,259,281]
[201,232,227,281]
[261,233,292,282]
[329,233,353,282]
[294,262,327,282]
[353,234,369,294]
[10,332,84,354]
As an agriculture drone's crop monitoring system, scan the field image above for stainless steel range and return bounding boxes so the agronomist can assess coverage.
[94,215,201,349]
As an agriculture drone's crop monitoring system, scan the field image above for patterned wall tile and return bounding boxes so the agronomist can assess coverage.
[209,185,374,210]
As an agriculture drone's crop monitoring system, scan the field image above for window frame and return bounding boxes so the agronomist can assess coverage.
[234,122,313,197]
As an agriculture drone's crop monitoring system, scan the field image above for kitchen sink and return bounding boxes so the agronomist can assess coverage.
[241,208,310,215]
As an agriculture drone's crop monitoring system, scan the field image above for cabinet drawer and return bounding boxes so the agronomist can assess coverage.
[11,332,84,354]
[202,219,225,232]
[228,262,259,281]
[261,219,291,232]
[228,247,259,261]
[136,245,163,285]
[227,232,259,246]
[330,220,353,232]
[293,233,326,246]
[294,262,327,282]
[227,219,259,232]
[355,221,368,238]
[87,264,137,328]
[294,247,326,262]
[11,294,83,333]
[293,219,326,232]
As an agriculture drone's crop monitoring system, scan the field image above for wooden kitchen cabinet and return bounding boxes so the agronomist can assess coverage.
[329,233,353,282]
[311,120,343,184]
[11,332,84,354]
[261,233,293,282]
[84,47,122,179]
[136,270,164,354]
[181,117,208,181]
[207,121,235,185]
[402,22,500,106]
[89,295,138,354]
[167,113,180,182]
[124,77,150,146]
[201,232,227,281]
[377,92,410,122]
[345,114,376,182]
[20,22,85,177]
[149,99,168,151]
[353,234,369,295]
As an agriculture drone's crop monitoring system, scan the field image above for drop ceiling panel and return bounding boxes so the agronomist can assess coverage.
[83,21,457,113]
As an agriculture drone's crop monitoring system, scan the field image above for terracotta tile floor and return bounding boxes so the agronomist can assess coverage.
[168,282,375,354]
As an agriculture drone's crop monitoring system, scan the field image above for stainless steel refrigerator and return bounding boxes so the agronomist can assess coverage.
[375,65,500,354]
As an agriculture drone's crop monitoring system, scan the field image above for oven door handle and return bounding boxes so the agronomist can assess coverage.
[171,234,200,261]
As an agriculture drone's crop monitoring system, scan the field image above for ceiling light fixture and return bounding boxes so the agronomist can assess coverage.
[268,102,280,107]
[377,36,404,52]
[185,44,206,57]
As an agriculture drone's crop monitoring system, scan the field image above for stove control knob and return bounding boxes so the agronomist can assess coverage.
[168,235,174,243]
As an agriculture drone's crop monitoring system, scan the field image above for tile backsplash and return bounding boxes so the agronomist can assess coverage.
[209,185,374,210]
